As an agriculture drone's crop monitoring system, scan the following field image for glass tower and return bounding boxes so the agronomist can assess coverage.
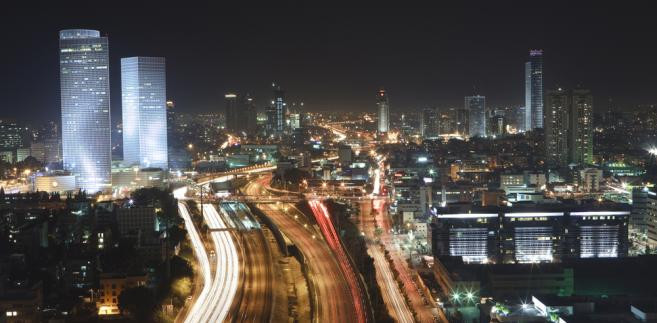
[59,29,111,193]
[121,57,168,170]
[377,89,389,133]
[465,95,486,137]
[525,49,544,130]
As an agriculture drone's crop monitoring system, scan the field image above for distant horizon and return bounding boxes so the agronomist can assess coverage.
[2,3,657,124]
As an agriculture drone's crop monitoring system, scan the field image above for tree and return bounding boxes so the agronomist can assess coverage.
[118,286,156,321]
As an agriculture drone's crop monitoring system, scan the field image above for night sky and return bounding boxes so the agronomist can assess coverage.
[1,3,656,123]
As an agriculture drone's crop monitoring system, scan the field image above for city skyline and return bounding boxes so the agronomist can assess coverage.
[1,3,657,123]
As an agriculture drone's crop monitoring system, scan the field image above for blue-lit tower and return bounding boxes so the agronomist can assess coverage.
[121,57,168,170]
[59,29,111,193]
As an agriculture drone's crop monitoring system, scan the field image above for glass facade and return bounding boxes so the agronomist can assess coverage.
[465,95,486,137]
[59,29,111,193]
[377,89,389,133]
[525,49,544,130]
[121,57,168,170]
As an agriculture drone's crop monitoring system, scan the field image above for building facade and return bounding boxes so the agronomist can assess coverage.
[121,57,168,170]
[545,88,594,167]
[421,107,440,139]
[59,29,111,193]
[570,89,594,165]
[377,89,390,133]
[465,95,486,137]
[525,49,544,131]
[432,205,630,264]
[545,88,570,167]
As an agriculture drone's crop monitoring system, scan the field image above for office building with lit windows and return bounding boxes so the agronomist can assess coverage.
[545,88,594,167]
[431,203,629,264]
[121,57,168,170]
[59,29,111,193]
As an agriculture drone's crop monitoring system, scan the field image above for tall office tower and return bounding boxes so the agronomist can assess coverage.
[377,89,390,133]
[421,107,440,139]
[121,57,168,170]
[570,89,593,165]
[465,95,486,137]
[224,93,240,132]
[525,49,544,131]
[59,29,111,193]
[545,88,570,167]
[270,83,286,134]
[243,94,258,135]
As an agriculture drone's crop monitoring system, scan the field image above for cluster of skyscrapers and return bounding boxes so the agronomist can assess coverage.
[413,49,593,168]
[59,29,167,193]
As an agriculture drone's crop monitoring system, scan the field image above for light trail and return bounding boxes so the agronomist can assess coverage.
[308,200,368,323]
[178,202,212,323]
[195,203,240,323]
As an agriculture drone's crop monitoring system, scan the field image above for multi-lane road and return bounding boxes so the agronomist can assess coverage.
[245,178,365,323]
[359,200,414,323]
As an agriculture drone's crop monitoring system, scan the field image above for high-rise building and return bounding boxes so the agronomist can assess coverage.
[465,95,486,137]
[570,89,593,165]
[121,57,168,170]
[525,49,544,131]
[224,93,240,132]
[545,88,570,167]
[421,107,439,139]
[545,88,594,167]
[243,94,258,135]
[59,29,111,193]
[0,119,26,150]
[224,93,258,136]
[267,84,286,135]
[377,89,390,133]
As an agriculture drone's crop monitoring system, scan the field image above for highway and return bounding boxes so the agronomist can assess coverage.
[359,200,414,323]
[187,203,239,323]
[244,178,361,323]
[220,203,274,322]
[307,199,368,323]
[177,200,212,323]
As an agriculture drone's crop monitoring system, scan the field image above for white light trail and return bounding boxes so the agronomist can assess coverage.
[179,202,212,323]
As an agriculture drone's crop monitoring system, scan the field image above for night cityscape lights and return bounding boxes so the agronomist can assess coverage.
[1,4,657,323]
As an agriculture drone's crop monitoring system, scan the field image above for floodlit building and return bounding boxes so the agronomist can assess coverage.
[525,49,544,130]
[431,204,630,264]
[377,89,390,133]
[59,29,111,193]
[121,57,168,170]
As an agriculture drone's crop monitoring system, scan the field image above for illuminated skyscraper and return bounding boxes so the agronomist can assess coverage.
[525,49,544,130]
[465,95,486,137]
[377,89,389,133]
[121,57,168,170]
[59,29,111,193]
